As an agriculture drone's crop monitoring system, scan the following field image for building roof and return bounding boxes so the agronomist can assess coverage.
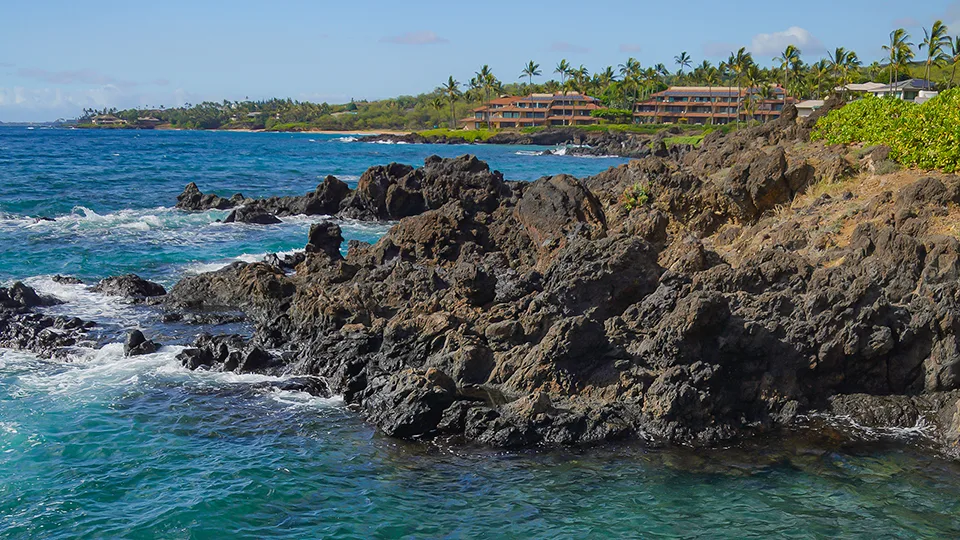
[844,79,936,92]
[795,100,825,109]
[650,86,788,99]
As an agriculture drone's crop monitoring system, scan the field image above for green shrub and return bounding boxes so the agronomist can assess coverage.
[621,183,650,211]
[893,90,960,171]
[812,90,960,173]
[416,128,497,142]
[873,160,901,175]
[664,134,706,147]
[591,108,635,124]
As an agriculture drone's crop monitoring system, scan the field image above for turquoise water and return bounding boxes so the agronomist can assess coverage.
[2,126,960,538]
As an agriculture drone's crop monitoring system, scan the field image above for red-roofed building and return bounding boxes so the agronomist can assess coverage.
[461,93,603,129]
[633,86,796,125]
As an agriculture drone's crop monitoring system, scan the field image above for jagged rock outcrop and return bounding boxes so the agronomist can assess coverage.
[176,155,511,224]
[124,329,160,356]
[176,182,248,211]
[357,128,655,158]
[93,274,167,299]
[166,113,960,455]
[0,283,96,357]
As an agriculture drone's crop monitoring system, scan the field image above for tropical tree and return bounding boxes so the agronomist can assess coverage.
[701,65,720,124]
[521,61,541,86]
[443,76,461,129]
[555,59,571,84]
[674,51,692,78]
[598,66,617,87]
[883,28,914,92]
[948,36,960,89]
[474,65,499,128]
[727,47,753,127]
[921,20,951,88]
[756,84,775,122]
[810,58,831,99]
[829,47,860,98]
[776,45,802,107]
[618,57,642,111]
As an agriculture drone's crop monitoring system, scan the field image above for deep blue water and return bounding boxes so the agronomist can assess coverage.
[1,126,959,539]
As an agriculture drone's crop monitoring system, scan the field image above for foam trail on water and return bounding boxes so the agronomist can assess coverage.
[183,249,302,274]
[23,275,147,326]
[3,345,342,410]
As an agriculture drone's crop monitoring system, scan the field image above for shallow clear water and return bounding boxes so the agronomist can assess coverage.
[1,126,959,539]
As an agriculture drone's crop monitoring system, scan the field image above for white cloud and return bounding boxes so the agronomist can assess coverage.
[749,26,823,57]
[379,31,448,45]
[619,44,642,54]
[0,85,206,122]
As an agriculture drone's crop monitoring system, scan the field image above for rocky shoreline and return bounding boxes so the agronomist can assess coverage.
[6,101,960,456]
[356,127,676,159]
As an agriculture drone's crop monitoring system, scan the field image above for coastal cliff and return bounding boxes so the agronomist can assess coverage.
[9,103,960,455]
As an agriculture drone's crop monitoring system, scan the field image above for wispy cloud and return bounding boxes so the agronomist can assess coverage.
[152,78,170,87]
[892,16,920,27]
[946,2,960,30]
[749,26,823,56]
[619,44,642,54]
[17,68,137,87]
[0,62,13,68]
[549,41,590,54]
[0,84,205,122]
[380,31,448,45]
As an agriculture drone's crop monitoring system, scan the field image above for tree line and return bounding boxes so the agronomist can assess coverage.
[80,20,959,131]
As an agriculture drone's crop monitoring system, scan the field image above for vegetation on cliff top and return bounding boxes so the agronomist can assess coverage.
[812,89,960,172]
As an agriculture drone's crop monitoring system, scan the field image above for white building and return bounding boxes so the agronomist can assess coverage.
[842,79,936,102]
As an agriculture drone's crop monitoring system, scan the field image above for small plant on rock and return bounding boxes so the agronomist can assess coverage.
[621,183,650,211]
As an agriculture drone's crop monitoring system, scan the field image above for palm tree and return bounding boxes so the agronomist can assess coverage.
[883,28,914,93]
[569,65,590,125]
[431,97,445,127]
[727,47,753,127]
[776,45,801,107]
[443,76,461,129]
[674,51,692,79]
[521,61,541,86]
[702,65,720,124]
[756,84,775,122]
[811,59,830,99]
[618,57,642,114]
[598,66,617,87]
[475,65,497,128]
[921,20,951,89]
[555,59,571,84]
[948,36,960,89]
[829,47,860,99]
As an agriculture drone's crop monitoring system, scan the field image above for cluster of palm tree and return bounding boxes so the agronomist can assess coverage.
[435,20,960,129]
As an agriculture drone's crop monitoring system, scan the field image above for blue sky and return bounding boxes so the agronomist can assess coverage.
[1,0,957,121]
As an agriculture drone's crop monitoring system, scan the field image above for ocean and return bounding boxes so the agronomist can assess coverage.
[1,126,958,538]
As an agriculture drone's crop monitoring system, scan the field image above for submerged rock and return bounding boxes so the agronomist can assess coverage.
[124,329,160,356]
[93,274,166,299]
[223,206,283,225]
[0,283,95,357]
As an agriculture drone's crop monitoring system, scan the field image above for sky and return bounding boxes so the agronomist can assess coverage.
[1,0,958,121]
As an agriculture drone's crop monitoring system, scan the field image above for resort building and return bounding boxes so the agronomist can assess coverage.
[841,79,936,102]
[795,100,825,118]
[633,86,795,125]
[90,114,127,126]
[461,93,603,129]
